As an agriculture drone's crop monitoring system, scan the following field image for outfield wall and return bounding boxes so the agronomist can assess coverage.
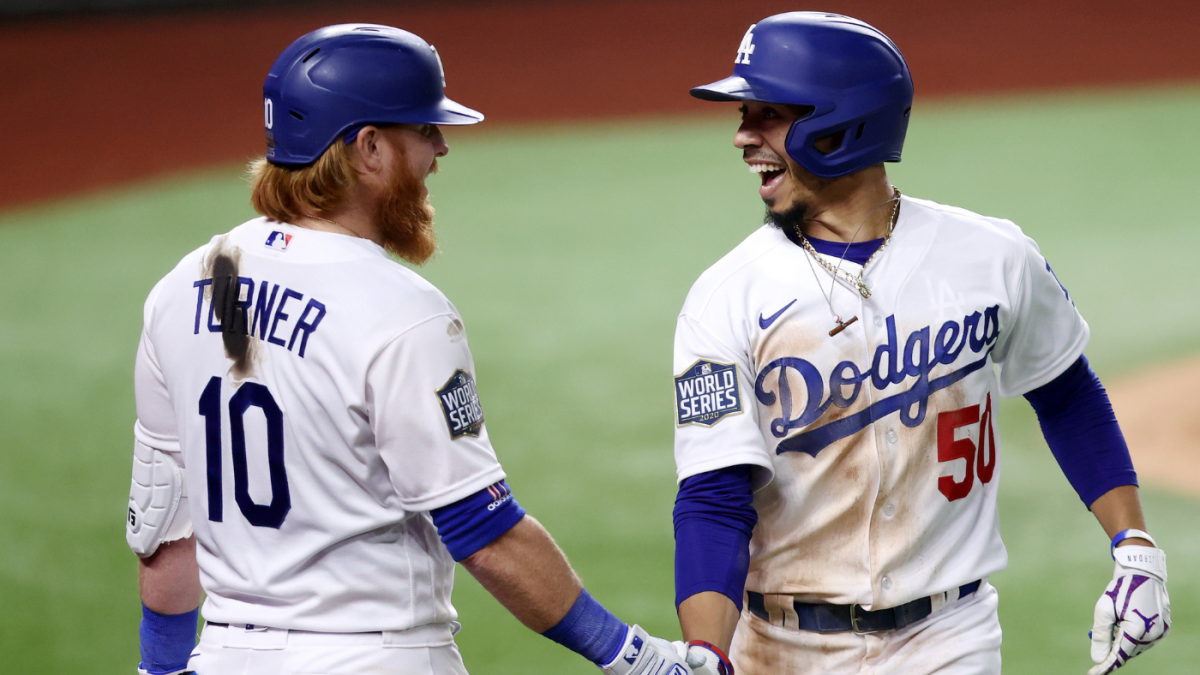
[4,0,1199,211]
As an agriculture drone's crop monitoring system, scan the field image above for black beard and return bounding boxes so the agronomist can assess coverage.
[764,200,809,233]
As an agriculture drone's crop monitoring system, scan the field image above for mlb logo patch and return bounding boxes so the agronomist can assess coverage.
[265,231,292,251]
[437,369,485,439]
[675,359,742,427]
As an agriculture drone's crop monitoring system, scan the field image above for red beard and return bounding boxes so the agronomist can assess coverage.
[374,159,438,265]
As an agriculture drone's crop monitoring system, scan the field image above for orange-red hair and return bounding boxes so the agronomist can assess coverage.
[248,141,355,223]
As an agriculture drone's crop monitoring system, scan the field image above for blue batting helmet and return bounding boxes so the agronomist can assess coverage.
[691,13,913,179]
[263,24,484,166]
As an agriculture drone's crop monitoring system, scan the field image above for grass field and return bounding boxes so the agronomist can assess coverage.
[1,85,1197,674]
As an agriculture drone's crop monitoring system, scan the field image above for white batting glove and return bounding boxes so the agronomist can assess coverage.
[684,641,735,675]
[600,625,689,675]
[1087,545,1170,674]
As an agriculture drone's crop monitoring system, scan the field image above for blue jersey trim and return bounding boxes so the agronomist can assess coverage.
[1024,355,1138,507]
[139,604,197,674]
[541,589,629,665]
[430,481,526,562]
[805,236,885,266]
[673,465,758,610]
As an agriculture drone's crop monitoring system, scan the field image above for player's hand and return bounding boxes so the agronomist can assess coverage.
[1086,545,1170,674]
[599,624,689,675]
[684,641,734,675]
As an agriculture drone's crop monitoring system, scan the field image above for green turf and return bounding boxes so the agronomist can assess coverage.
[0,85,1196,674]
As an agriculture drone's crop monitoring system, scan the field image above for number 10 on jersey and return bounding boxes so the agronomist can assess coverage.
[198,377,291,528]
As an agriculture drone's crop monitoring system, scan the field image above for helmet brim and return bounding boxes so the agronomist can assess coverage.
[411,96,485,125]
[690,75,780,103]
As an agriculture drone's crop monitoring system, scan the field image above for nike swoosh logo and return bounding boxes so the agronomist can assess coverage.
[758,299,797,330]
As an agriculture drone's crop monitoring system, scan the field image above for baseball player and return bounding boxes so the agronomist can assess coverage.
[670,13,1170,675]
[126,24,697,675]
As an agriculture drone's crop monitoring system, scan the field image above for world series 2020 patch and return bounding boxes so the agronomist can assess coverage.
[437,369,484,439]
[675,360,742,427]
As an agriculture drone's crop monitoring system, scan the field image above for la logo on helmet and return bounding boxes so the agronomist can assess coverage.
[735,24,756,65]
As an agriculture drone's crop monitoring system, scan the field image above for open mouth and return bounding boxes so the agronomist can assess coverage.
[749,162,787,198]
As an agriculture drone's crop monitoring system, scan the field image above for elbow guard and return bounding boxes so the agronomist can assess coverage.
[127,440,193,557]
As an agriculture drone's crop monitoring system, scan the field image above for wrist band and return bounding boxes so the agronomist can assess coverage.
[139,604,199,674]
[1111,528,1156,559]
[687,640,735,675]
[540,589,628,665]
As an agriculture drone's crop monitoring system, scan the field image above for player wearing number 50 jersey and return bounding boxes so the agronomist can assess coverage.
[671,13,1170,675]
[126,24,699,675]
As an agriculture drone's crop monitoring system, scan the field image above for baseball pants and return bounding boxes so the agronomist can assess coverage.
[186,621,470,675]
[731,581,1002,674]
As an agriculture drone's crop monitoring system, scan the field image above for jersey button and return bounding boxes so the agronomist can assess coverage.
[886,430,898,444]
[873,315,883,327]
[882,576,892,590]
[883,503,896,518]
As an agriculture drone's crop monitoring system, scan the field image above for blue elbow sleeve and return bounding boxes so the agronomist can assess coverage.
[673,465,757,610]
[1024,355,1138,507]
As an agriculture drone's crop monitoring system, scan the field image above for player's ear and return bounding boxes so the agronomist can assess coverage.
[350,125,388,176]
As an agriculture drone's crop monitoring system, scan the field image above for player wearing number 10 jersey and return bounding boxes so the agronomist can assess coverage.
[125,25,697,675]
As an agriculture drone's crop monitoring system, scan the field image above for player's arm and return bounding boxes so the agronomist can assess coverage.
[371,316,690,675]
[669,311,773,674]
[458,514,581,630]
[140,535,203,614]
[1022,355,1169,673]
[128,318,200,675]
[674,465,754,674]
[128,438,202,675]
[430,486,688,675]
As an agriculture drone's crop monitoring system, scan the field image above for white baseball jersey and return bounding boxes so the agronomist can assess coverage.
[673,195,1088,610]
[134,217,506,632]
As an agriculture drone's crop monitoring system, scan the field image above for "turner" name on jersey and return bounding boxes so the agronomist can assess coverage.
[192,277,327,358]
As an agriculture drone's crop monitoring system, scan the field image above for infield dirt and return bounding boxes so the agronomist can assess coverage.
[1108,357,1200,497]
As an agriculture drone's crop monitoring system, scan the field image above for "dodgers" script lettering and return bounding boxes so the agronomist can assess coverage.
[755,306,1000,456]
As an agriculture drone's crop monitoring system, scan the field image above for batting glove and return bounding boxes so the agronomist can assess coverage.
[1087,545,1170,674]
[684,640,734,675]
[600,625,689,675]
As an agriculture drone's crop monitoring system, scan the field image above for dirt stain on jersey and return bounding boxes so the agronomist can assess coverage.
[203,238,257,378]
[870,385,972,577]
[732,614,863,673]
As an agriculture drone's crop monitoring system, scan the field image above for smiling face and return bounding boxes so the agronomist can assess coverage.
[735,101,847,218]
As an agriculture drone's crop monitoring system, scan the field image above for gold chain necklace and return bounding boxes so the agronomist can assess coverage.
[305,214,358,237]
[796,187,901,300]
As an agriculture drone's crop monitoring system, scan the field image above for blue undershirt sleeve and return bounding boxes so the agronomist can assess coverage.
[430,480,526,561]
[673,464,758,610]
[1023,354,1138,508]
